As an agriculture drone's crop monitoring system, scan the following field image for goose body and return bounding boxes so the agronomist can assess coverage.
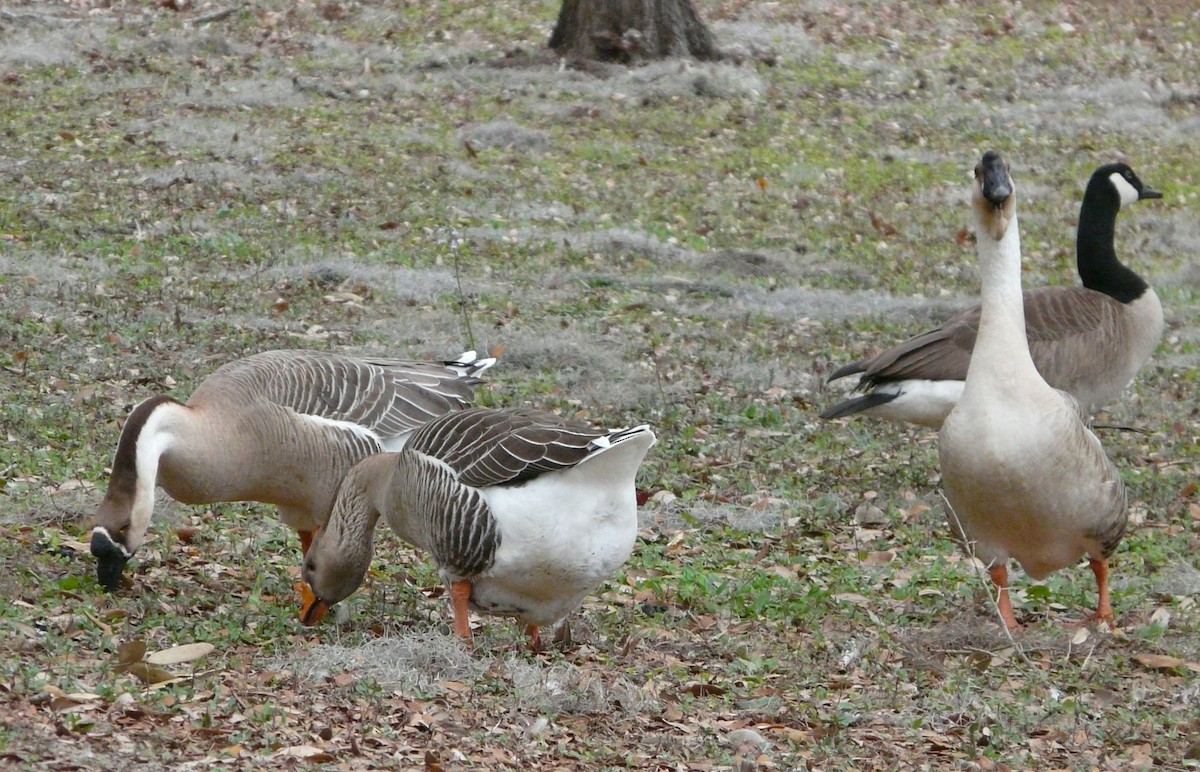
[822,163,1163,428]
[90,349,494,592]
[939,152,1127,630]
[300,407,656,649]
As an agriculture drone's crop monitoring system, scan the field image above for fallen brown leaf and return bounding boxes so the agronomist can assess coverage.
[145,643,214,666]
[1134,653,1200,672]
[117,640,148,668]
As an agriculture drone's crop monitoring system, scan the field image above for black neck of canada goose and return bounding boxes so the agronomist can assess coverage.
[1076,163,1159,305]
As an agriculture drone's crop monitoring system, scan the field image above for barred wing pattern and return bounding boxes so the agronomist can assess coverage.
[407,407,609,489]
[192,349,492,443]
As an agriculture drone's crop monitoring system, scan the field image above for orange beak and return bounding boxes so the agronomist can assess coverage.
[296,581,328,626]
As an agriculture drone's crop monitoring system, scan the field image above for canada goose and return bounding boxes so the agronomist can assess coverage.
[821,162,1163,428]
[89,349,495,592]
[939,151,1127,630]
[299,406,656,650]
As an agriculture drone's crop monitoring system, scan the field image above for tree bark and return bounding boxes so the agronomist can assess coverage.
[549,0,720,63]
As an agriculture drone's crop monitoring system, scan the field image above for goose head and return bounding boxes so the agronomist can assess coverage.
[299,521,373,626]
[1095,162,1162,208]
[91,508,133,592]
[298,468,382,626]
[973,150,1015,242]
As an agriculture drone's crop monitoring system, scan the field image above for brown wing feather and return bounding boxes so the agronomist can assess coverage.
[844,286,1124,389]
[407,407,607,489]
[190,350,484,444]
[1022,287,1128,393]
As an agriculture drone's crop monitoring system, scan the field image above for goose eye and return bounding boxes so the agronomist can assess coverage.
[304,557,316,573]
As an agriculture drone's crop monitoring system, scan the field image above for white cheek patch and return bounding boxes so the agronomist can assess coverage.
[1109,172,1139,208]
[92,526,133,557]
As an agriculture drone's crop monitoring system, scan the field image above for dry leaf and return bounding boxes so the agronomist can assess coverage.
[145,642,215,666]
[868,211,898,237]
[1134,653,1200,672]
[1070,627,1090,645]
[273,745,335,762]
[117,640,148,667]
[50,695,100,712]
[126,662,183,685]
[863,550,895,566]
[681,682,728,698]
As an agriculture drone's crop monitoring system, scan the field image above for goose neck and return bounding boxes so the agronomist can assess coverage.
[1077,188,1147,302]
[971,213,1039,379]
[101,397,185,551]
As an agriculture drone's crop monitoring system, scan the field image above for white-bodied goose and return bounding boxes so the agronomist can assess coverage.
[822,162,1163,428]
[939,151,1127,630]
[90,349,494,592]
[299,406,656,650]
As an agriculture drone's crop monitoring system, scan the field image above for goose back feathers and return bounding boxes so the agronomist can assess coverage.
[823,162,1162,428]
[90,349,494,592]
[939,152,1127,630]
[301,407,656,647]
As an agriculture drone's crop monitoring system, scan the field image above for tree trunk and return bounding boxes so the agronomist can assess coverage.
[549,0,720,63]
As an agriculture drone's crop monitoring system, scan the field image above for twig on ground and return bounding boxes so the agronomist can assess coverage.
[939,490,1029,663]
[190,6,241,26]
[1091,423,1151,436]
[449,231,475,350]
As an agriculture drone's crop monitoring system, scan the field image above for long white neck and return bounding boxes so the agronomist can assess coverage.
[966,209,1041,386]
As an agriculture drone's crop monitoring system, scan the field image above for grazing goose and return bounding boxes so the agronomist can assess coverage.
[90,349,494,592]
[822,162,1163,428]
[939,151,1127,631]
[299,406,656,650]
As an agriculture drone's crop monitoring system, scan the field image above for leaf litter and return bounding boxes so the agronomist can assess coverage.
[1,0,1199,770]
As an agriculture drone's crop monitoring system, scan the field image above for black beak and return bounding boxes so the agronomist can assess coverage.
[979,151,1012,207]
[91,529,130,592]
[1139,185,1163,200]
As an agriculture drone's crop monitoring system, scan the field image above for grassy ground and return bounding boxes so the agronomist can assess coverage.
[2,0,1199,769]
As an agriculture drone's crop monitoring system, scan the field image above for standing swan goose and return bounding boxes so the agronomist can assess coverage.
[939,151,1127,631]
[299,407,656,650]
[90,349,494,592]
[822,162,1163,428]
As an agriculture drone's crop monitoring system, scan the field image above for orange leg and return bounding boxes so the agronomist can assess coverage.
[988,564,1021,631]
[298,529,315,556]
[449,580,474,644]
[525,624,541,652]
[1089,557,1115,626]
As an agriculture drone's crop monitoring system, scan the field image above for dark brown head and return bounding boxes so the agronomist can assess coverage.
[973,150,1015,242]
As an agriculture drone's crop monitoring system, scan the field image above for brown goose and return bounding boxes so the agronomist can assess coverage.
[89,349,494,592]
[299,406,656,650]
[822,162,1163,428]
[939,151,1127,630]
